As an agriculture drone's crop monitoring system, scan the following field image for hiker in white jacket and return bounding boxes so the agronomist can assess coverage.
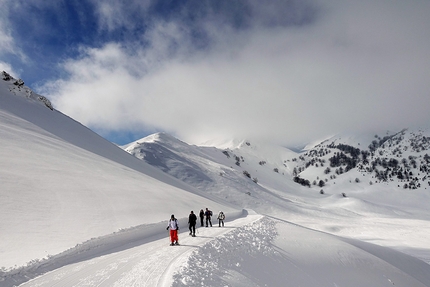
[166,214,180,246]
[217,211,225,227]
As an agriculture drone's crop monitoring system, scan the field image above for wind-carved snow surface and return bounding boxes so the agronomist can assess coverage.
[173,217,430,287]
[173,217,277,287]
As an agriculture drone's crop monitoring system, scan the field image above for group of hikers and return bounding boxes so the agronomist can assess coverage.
[166,208,226,246]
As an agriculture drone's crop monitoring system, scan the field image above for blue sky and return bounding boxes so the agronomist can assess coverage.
[1,0,430,146]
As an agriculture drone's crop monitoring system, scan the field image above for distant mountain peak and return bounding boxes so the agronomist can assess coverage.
[199,138,254,150]
[123,128,430,194]
[135,132,188,146]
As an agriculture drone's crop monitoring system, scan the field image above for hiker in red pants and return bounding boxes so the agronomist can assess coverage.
[166,214,180,246]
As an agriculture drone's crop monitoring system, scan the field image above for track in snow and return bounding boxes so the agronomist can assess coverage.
[18,214,262,287]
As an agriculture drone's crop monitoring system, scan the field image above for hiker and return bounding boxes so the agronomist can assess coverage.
[217,211,225,227]
[166,214,180,246]
[199,209,205,227]
[188,211,197,237]
[204,208,213,227]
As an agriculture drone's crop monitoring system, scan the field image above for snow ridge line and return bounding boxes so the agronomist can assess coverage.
[0,209,246,287]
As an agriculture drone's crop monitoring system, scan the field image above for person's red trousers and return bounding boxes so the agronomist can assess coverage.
[170,229,178,243]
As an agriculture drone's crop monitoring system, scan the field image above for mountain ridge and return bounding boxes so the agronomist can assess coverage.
[123,127,430,195]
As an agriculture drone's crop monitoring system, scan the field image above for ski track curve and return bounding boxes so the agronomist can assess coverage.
[18,214,262,287]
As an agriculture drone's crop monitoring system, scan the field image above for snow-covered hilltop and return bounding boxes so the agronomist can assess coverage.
[295,129,430,191]
[1,71,53,110]
[123,128,430,203]
[122,132,301,212]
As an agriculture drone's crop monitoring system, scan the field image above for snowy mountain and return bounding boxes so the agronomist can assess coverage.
[293,129,430,191]
[123,129,430,274]
[122,133,302,213]
[123,128,430,210]
[0,72,236,284]
[1,71,430,287]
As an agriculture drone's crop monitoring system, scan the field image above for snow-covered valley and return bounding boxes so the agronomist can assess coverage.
[1,72,430,286]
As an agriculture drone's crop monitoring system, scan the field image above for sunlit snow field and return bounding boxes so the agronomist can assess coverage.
[1,75,430,286]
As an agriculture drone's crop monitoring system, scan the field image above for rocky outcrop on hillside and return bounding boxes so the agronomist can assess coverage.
[1,71,53,110]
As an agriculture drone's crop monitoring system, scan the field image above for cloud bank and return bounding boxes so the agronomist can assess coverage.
[10,0,430,145]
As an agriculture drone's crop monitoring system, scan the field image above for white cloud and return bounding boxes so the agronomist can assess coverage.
[0,1,30,71]
[42,0,430,146]
[0,1,16,55]
[0,62,19,78]
[90,0,151,32]
[0,29,14,55]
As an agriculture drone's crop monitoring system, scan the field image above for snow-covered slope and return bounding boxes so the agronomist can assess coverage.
[123,133,304,213]
[124,129,430,267]
[2,70,430,286]
[0,72,236,269]
[16,215,430,287]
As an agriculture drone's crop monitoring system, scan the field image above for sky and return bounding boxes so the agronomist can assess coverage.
[1,0,430,146]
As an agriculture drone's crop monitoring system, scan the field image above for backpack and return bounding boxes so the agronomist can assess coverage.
[218,212,225,220]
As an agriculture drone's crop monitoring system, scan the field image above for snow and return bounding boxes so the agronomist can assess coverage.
[1,74,430,286]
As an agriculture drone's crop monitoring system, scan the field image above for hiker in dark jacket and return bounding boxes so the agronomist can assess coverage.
[188,211,197,237]
[199,209,204,226]
[204,208,212,227]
